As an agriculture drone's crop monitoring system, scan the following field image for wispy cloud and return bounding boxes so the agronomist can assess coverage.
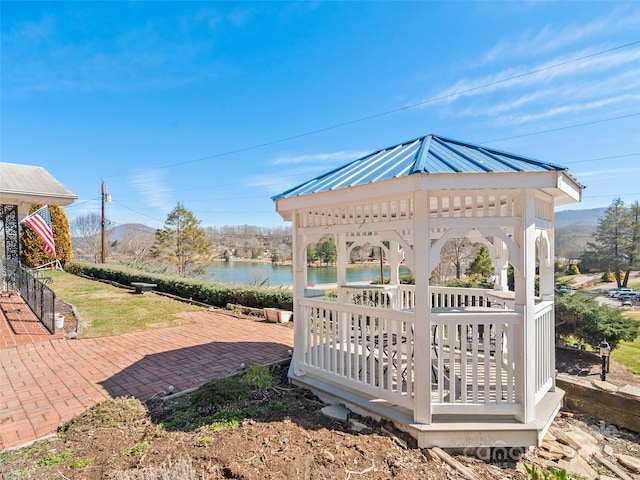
[457,67,640,120]
[495,93,640,125]
[415,5,640,134]
[575,166,640,178]
[270,150,368,166]
[247,163,345,195]
[252,150,370,193]
[476,7,640,66]
[128,171,173,213]
[428,46,640,107]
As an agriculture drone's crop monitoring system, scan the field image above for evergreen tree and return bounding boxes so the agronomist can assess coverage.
[20,204,72,267]
[316,237,337,266]
[50,205,72,266]
[628,201,640,282]
[567,264,580,275]
[466,245,493,279]
[306,243,318,265]
[150,203,213,276]
[587,198,633,287]
[555,292,638,350]
[601,270,616,282]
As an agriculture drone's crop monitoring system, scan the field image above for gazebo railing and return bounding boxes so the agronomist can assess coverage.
[430,310,521,415]
[299,298,415,410]
[534,301,555,403]
[297,296,531,418]
[342,284,501,311]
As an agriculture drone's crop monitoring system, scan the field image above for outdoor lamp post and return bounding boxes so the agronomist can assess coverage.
[599,341,611,381]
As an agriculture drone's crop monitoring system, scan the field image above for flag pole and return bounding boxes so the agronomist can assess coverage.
[19,205,48,223]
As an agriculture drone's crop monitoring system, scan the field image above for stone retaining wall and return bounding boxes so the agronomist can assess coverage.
[556,373,640,433]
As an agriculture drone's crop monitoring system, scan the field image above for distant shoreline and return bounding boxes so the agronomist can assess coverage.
[212,258,393,270]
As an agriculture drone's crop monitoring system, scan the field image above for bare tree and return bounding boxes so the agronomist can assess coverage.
[350,243,372,263]
[441,237,474,279]
[115,228,155,264]
[71,213,109,262]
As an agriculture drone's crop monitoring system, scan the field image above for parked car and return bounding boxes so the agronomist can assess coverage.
[557,286,572,294]
[621,297,634,306]
[609,287,633,298]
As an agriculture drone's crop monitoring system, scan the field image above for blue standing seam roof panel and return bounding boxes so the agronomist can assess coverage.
[272,134,567,200]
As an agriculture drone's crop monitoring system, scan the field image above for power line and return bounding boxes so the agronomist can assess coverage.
[104,40,640,178]
[480,113,640,144]
[111,200,164,223]
[583,192,640,199]
[563,153,640,165]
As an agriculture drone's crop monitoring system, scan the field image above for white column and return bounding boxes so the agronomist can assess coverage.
[336,234,347,301]
[292,213,308,377]
[413,191,431,424]
[539,228,554,302]
[513,191,537,423]
[493,237,509,292]
[547,211,556,391]
[389,241,400,285]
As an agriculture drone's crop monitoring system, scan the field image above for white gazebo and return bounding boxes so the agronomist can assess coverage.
[273,134,583,448]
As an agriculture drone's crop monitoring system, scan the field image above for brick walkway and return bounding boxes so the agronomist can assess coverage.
[0,297,294,450]
[0,292,64,347]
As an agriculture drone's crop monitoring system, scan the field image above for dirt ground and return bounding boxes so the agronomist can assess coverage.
[555,344,640,387]
[2,349,639,480]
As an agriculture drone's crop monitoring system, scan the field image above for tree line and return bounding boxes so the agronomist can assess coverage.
[21,199,640,288]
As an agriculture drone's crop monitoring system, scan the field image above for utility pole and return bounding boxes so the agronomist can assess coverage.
[101,179,111,263]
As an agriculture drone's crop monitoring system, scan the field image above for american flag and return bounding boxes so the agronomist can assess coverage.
[25,206,56,257]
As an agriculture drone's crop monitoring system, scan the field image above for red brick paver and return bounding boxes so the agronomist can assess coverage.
[0,292,64,347]
[0,308,294,449]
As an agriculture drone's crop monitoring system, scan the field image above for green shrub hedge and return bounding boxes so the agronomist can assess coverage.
[66,263,293,310]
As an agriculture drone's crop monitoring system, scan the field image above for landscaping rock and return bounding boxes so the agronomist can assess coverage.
[557,455,599,480]
[348,419,368,433]
[616,454,640,473]
[566,425,599,449]
[618,384,640,399]
[548,425,581,450]
[541,439,575,458]
[591,379,619,393]
[320,404,350,422]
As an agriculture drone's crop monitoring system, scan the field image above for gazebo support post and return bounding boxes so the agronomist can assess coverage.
[292,216,307,377]
[413,191,431,424]
[514,191,538,423]
[337,233,347,298]
[493,237,510,292]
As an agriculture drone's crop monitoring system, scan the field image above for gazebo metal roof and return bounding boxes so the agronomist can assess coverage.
[273,134,567,200]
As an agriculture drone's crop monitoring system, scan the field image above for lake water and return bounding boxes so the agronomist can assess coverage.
[205,261,410,286]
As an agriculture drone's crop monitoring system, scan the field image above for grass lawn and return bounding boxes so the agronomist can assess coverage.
[627,280,640,291]
[612,310,640,376]
[43,270,207,337]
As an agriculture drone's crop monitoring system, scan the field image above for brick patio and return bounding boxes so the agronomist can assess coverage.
[0,295,294,449]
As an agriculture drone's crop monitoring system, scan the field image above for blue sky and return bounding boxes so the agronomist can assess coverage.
[2,1,639,229]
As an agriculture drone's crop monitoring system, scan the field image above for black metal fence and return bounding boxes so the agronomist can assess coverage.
[18,267,57,334]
